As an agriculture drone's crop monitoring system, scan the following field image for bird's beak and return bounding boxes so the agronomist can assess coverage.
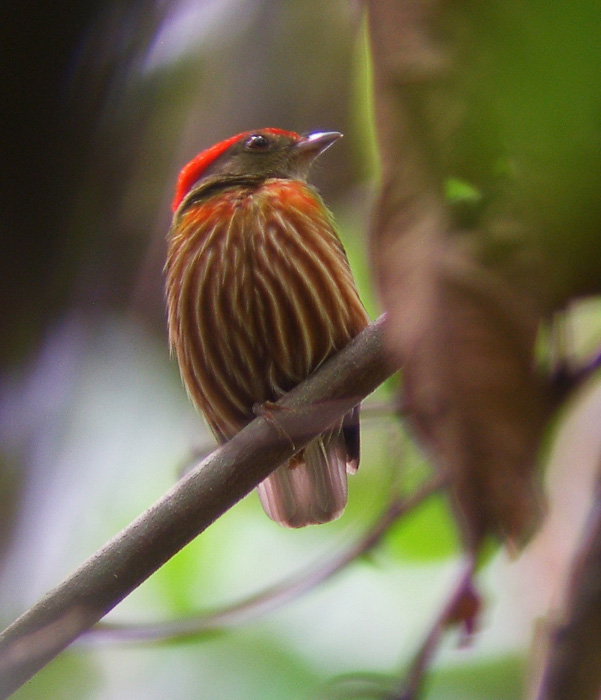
[293,131,343,160]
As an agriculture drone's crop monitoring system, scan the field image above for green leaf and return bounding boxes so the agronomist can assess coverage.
[444,177,483,205]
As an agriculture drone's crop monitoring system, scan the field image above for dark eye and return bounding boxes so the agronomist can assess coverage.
[244,134,270,151]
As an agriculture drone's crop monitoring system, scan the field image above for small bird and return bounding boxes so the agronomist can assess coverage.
[165,128,369,527]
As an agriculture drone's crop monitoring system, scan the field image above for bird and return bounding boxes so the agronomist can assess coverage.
[165,128,369,527]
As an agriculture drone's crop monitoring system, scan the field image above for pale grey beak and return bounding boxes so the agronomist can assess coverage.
[293,131,343,159]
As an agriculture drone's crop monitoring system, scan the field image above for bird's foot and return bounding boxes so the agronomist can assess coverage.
[252,400,297,454]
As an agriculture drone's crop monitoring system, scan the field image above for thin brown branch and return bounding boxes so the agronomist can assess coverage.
[392,556,477,700]
[0,315,395,699]
[551,347,601,403]
[361,400,403,421]
[84,475,443,644]
[532,468,601,700]
[319,554,476,700]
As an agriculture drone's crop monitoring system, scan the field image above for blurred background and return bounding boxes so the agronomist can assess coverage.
[1,1,601,698]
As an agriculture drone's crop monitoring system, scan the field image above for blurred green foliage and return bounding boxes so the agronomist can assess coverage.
[385,494,461,563]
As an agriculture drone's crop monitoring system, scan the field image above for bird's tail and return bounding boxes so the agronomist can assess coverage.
[256,430,350,528]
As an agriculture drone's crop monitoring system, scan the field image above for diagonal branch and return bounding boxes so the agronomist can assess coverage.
[0,315,394,699]
[84,475,443,644]
[324,555,477,700]
[392,556,477,700]
[532,461,601,700]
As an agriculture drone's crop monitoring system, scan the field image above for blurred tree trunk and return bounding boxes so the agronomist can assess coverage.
[0,1,162,366]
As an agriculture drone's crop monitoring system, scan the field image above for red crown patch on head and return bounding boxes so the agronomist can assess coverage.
[171,128,300,212]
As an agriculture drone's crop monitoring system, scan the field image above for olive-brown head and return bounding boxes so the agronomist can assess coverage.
[171,128,342,212]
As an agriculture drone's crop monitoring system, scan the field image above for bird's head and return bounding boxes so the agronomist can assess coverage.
[172,128,342,212]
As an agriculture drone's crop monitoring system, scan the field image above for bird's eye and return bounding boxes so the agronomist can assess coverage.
[244,134,270,151]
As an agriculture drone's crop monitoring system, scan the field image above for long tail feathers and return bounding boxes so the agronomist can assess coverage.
[256,427,355,528]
